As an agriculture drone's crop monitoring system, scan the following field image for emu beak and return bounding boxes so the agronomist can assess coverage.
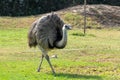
[68,25,72,30]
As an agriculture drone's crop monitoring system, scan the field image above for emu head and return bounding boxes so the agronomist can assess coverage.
[63,24,72,30]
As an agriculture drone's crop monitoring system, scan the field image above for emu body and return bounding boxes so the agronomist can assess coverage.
[28,13,71,74]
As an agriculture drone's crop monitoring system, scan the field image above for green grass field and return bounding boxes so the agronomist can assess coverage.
[0,16,120,80]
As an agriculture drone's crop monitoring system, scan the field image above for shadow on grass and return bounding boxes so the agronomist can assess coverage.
[55,73,102,80]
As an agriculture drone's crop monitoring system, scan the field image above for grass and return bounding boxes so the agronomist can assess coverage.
[0,15,120,80]
[62,12,101,29]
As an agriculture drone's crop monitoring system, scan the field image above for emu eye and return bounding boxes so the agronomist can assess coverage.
[65,25,68,28]
[65,25,70,29]
[64,24,72,30]
[65,25,67,28]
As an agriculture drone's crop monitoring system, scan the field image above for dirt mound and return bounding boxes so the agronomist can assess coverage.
[59,5,120,27]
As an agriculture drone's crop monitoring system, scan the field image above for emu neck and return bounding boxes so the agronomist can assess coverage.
[55,27,67,48]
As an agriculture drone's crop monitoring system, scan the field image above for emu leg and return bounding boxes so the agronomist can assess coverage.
[45,55,55,74]
[37,54,44,72]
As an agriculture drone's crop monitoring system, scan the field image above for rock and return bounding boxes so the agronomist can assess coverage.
[51,54,58,58]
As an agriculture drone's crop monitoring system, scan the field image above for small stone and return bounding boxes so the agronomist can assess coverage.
[51,54,57,58]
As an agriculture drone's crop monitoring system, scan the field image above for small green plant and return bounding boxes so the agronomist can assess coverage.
[71,32,96,37]
[71,32,85,36]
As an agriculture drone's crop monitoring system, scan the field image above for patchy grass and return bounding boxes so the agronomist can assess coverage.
[0,16,120,80]
[0,16,37,29]
[0,28,120,80]
[62,12,101,29]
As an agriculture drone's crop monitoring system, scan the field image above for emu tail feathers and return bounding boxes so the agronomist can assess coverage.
[28,21,37,48]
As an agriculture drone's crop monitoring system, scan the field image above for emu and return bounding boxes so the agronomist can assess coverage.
[28,13,71,74]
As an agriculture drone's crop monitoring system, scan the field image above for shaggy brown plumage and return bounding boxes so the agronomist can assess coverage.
[28,13,64,49]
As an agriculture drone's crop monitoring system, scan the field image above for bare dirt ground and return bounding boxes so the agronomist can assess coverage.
[58,5,120,27]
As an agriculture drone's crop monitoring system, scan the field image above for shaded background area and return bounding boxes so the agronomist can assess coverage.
[0,0,120,16]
